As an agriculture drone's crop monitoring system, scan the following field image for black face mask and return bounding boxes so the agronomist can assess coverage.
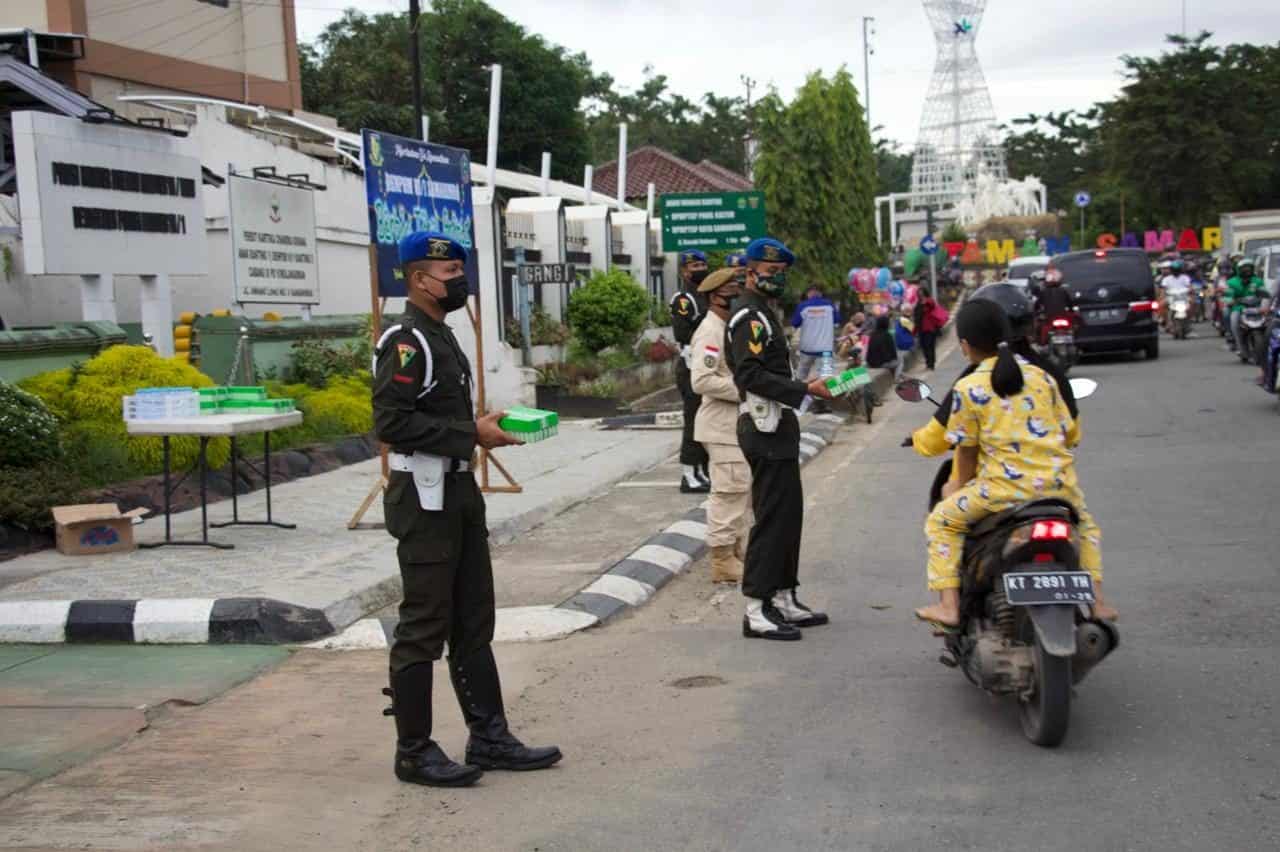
[688,269,709,287]
[712,287,741,310]
[434,274,471,312]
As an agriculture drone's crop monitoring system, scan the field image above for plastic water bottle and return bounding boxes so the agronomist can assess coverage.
[820,351,834,379]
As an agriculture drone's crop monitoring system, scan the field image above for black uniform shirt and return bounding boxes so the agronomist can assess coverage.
[671,288,709,347]
[725,289,809,458]
[372,301,477,461]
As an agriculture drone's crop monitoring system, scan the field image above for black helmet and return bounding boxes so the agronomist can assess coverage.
[971,282,1034,339]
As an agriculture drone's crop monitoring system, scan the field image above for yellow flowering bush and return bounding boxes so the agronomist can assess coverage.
[20,346,229,476]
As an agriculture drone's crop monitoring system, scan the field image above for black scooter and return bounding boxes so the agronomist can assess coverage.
[898,378,1119,747]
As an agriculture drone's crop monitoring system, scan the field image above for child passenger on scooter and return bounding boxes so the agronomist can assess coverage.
[916,299,1118,629]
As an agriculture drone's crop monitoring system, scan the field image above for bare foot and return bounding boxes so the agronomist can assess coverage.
[1092,600,1119,621]
[1092,586,1119,621]
[914,602,960,627]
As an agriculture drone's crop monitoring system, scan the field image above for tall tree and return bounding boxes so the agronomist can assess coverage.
[300,2,595,180]
[752,69,879,291]
[873,136,913,196]
[583,68,750,172]
[1099,33,1280,226]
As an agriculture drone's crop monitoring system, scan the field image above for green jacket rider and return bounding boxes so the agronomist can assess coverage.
[1225,263,1268,312]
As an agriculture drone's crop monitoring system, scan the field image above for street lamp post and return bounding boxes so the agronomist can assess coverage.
[862,16,875,128]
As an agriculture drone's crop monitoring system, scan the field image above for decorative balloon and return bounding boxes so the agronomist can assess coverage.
[904,248,925,278]
[904,283,920,308]
[855,269,875,293]
[876,267,891,291]
[847,267,862,289]
[888,279,905,302]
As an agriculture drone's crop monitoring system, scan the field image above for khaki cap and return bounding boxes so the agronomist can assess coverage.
[698,266,740,293]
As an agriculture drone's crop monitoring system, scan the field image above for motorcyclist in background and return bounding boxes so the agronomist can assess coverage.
[1225,259,1269,353]
[1033,266,1075,345]
[1160,260,1193,332]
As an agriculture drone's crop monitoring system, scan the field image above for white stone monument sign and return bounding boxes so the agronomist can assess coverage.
[12,110,207,355]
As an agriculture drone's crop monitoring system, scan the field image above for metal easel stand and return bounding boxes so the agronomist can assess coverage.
[467,296,521,495]
[349,278,389,531]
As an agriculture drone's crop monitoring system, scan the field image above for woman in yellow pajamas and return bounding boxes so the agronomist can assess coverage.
[916,298,1117,628]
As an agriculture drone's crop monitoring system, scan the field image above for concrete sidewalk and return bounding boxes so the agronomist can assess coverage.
[0,421,679,637]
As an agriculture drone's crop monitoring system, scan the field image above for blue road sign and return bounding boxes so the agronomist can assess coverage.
[1074,191,1092,208]
[920,235,939,256]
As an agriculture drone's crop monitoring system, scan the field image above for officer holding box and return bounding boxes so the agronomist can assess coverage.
[372,230,561,788]
[725,237,832,641]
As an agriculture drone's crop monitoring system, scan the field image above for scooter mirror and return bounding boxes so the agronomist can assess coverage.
[1069,377,1098,400]
[895,379,933,403]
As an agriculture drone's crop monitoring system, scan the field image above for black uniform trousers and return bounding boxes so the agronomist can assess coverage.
[675,359,708,467]
[384,470,495,673]
[739,415,804,601]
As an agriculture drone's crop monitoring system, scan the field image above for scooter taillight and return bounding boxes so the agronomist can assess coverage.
[1031,520,1072,541]
[1051,318,1072,330]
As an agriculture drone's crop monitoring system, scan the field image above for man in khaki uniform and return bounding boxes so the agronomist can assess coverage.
[690,264,751,584]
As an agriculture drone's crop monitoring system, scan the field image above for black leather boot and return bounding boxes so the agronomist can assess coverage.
[387,663,483,787]
[449,647,563,771]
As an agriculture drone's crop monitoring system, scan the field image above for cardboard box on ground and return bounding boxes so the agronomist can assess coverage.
[52,504,147,556]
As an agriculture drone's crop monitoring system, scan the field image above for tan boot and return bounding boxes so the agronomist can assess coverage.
[710,545,743,584]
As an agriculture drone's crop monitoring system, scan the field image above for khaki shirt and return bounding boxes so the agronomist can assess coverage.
[690,310,740,445]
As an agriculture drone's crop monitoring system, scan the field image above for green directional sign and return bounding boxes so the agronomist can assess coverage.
[659,191,767,253]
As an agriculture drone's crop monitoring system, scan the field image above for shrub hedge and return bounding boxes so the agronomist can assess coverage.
[0,380,62,469]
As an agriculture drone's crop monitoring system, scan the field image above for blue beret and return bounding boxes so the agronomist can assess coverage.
[745,237,795,266]
[679,250,708,266]
[724,252,747,268]
[399,231,468,265]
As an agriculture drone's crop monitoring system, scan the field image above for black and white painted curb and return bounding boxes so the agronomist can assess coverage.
[316,413,848,649]
[0,340,920,648]
[0,598,333,645]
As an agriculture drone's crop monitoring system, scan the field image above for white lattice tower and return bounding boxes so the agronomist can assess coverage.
[910,0,1007,210]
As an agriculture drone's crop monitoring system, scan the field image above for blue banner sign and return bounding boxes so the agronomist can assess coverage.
[361,129,475,297]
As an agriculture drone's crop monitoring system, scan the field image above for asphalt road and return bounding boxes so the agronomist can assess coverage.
[2,329,1276,851]
[388,331,1276,852]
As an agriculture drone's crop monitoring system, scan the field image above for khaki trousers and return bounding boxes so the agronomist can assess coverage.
[706,442,752,548]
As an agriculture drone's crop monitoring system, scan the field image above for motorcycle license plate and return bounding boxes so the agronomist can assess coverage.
[1003,570,1095,606]
[1051,334,1073,344]
[1085,309,1122,322]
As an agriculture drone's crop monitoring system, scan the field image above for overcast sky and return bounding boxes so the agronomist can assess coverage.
[295,0,1278,156]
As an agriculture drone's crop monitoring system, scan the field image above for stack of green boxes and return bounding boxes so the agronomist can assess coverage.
[825,366,872,397]
[498,406,559,443]
[198,386,295,415]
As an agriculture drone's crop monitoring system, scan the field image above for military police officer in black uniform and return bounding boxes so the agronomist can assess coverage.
[725,237,833,641]
[670,250,712,493]
[373,231,561,787]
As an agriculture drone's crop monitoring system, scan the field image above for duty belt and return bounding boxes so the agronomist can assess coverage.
[388,451,471,473]
[739,401,793,414]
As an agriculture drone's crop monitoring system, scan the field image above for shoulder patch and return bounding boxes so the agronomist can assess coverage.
[396,343,417,369]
